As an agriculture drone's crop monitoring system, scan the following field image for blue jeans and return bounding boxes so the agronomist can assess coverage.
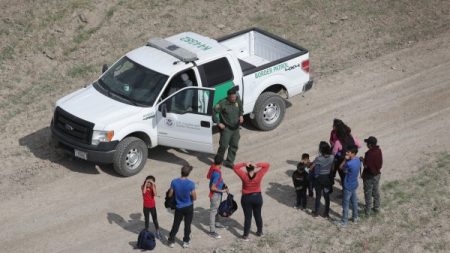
[342,188,358,224]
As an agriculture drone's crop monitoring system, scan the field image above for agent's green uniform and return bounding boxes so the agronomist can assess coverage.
[213,97,243,164]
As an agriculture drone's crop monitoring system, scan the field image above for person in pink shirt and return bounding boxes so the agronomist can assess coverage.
[332,122,361,188]
[329,118,343,148]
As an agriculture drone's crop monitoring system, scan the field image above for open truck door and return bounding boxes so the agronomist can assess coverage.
[156,87,215,153]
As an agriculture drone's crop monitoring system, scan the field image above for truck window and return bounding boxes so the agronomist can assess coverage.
[199,57,234,87]
[163,89,212,115]
[161,69,197,100]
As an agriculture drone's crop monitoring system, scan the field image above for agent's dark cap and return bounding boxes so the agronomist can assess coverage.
[227,86,238,95]
[364,136,378,145]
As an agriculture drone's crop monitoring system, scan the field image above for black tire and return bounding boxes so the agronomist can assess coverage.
[251,92,286,131]
[113,137,148,177]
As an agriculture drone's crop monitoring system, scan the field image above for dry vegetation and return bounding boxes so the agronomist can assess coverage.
[218,153,450,253]
[1,0,450,252]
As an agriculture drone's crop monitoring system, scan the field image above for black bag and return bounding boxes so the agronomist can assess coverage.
[164,189,176,210]
[218,193,238,217]
[137,229,156,250]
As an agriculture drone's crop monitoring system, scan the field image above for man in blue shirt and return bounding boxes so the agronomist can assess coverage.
[168,165,197,248]
[337,145,361,226]
[207,155,229,239]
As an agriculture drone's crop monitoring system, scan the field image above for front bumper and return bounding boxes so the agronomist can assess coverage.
[51,126,118,164]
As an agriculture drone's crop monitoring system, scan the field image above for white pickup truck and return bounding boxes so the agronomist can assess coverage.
[51,28,313,176]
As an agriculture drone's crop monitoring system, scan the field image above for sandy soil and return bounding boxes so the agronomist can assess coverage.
[1,0,450,252]
[1,26,449,253]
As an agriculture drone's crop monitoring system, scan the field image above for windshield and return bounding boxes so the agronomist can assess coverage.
[97,57,168,106]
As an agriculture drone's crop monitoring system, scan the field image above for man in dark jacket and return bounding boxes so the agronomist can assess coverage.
[361,136,383,215]
[292,162,309,209]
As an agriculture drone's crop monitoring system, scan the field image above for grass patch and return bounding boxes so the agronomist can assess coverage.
[0,45,15,63]
[67,64,96,78]
[73,26,100,44]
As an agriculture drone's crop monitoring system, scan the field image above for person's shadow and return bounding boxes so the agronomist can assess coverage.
[266,182,296,207]
[192,206,244,238]
[106,212,177,249]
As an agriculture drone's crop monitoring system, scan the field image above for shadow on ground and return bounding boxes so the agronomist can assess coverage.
[192,206,244,238]
[107,212,176,249]
[19,127,214,177]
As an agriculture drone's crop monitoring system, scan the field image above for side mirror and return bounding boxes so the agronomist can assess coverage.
[161,103,167,118]
[102,64,108,74]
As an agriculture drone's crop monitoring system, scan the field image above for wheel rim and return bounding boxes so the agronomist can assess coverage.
[263,102,281,124]
[125,148,143,171]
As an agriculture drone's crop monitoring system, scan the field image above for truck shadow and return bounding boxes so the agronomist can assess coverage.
[19,127,214,177]
[18,127,118,176]
[150,146,214,167]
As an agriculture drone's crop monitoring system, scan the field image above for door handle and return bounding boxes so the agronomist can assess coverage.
[200,121,210,128]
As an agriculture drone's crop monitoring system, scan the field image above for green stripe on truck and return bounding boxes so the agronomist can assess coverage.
[212,80,234,106]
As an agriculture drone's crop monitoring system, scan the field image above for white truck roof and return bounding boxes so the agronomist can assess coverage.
[126,32,229,76]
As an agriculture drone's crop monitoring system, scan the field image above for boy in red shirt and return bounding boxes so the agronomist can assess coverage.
[142,175,161,239]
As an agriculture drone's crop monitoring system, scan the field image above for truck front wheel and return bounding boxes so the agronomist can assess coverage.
[251,92,286,131]
[113,137,148,177]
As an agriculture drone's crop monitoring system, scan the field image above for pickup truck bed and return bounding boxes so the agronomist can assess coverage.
[218,28,307,75]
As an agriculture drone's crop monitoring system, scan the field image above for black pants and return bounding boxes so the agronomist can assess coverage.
[334,158,345,187]
[241,192,263,237]
[168,205,194,243]
[143,207,159,231]
[314,183,331,215]
[296,189,307,208]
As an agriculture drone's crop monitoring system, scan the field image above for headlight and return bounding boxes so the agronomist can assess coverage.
[91,130,114,145]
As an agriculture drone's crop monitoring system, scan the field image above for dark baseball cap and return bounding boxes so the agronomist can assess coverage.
[227,86,238,95]
[364,136,377,145]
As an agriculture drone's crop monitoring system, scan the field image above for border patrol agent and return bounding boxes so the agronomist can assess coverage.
[213,87,244,168]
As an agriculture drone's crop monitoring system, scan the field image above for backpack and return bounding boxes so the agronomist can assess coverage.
[137,229,156,250]
[218,193,238,217]
[164,189,176,210]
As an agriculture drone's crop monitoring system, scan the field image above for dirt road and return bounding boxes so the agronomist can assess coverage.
[1,29,450,253]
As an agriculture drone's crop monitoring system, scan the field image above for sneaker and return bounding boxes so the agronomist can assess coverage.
[294,205,300,209]
[372,208,380,214]
[155,230,162,240]
[241,236,250,242]
[215,222,227,229]
[256,231,264,237]
[168,241,175,248]
[323,213,330,219]
[182,241,190,248]
[208,232,221,239]
[334,220,347,228]
[223,160,234,169]
[311,211,319,217]
[353,217,360,224]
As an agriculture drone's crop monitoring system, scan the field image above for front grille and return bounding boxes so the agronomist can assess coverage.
[53,107,94,145]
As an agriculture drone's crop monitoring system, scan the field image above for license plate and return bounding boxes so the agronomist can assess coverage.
[74,149,88,160]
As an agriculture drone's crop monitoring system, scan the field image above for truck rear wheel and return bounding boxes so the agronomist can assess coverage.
[251,92,286,131]
[113,137,148,177]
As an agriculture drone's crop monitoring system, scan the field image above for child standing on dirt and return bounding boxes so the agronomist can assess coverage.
[292,162,309,209]
[142,175,161,239]
[301,153,314,197]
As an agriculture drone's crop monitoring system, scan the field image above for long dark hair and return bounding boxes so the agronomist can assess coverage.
[335,121,353,145]
[246,164,256,180]
[142,175,155,188]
